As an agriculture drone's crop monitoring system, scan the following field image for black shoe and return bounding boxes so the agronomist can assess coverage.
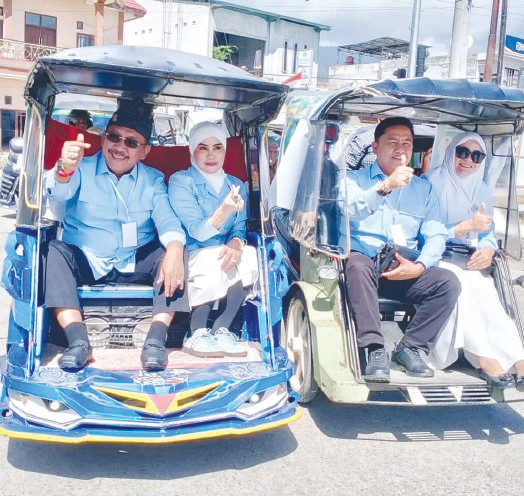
[479,370,514,388]
[391,343,434,378]
[141,340,167,371]
[58,341,92,370]
[364,347,390,382]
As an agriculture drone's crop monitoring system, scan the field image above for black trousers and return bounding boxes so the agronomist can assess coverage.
[345,252,460,352]
[44,239,189,315]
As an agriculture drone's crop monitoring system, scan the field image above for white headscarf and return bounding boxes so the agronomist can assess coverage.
[188,121,228,193]
[425,131,488,226]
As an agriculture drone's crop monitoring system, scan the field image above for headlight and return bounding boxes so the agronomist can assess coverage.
[236,385,288,419]
[8,390,81,428]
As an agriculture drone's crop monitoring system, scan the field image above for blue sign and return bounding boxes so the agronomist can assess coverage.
[505,35,524,55]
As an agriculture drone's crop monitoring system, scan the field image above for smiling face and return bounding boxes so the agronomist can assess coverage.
[371,125,414,176]
[101,124,150,178]
[454,139,484,178]
[193,137,226,174]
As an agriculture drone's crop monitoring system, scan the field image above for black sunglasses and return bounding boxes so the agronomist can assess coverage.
[455,145,486,164]
[104,131,146,149]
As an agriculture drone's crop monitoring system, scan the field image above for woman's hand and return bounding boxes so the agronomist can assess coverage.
[221,185,244,214]
[210,185,244,229]
[467,246,495,271]
[455,203,492,237]
[156,241,184,298]
[218,238,243,272]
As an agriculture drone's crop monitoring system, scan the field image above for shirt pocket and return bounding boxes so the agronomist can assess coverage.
[77,189,109,222]
[396,208,424,241]
[128,204,152,228]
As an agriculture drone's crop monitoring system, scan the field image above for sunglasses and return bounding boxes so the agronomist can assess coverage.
[455,145,486,164]
[104,131,146,149]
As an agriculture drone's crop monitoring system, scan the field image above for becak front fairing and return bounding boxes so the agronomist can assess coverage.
[0,45,299,443]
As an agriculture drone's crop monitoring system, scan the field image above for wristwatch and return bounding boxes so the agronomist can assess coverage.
[376,181,391,197]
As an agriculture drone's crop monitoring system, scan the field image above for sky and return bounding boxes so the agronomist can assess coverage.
[230,0,524,57]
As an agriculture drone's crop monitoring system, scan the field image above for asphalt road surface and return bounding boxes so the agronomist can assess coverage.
[0,206,523,496]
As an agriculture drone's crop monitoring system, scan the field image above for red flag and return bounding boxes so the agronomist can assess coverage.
[283,72,302,85]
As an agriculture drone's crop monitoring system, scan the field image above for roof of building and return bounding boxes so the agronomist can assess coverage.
[184,0,330,32]
[104,1,147,20]
[338,37,412,58]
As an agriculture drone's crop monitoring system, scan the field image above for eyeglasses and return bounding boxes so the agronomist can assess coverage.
[455,145,486,164]
[104,131,146,149]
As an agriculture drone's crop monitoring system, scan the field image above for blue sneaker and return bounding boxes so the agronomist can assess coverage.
[212,328,248,357]
[183,328,224,358]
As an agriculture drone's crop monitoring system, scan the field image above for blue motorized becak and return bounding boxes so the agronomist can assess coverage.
[0,45,299,443]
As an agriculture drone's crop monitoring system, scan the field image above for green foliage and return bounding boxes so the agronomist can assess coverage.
[213,45,238,62]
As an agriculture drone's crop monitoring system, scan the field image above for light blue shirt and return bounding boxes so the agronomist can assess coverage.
[340,162,447,269]
[168,165,247,252]
[45,151,185,279]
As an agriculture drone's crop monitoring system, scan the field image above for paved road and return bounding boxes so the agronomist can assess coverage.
[0,206,523,496]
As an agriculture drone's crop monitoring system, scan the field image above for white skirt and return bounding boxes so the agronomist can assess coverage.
[428,261,524,372]
[187,245,259,307]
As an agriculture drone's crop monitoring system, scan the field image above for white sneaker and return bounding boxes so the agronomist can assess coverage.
[212,327,248,357]
[183,328,224,358]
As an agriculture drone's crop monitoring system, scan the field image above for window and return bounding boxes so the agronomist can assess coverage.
[283,41,288,73]
[25,12,57,48]
[77,33,94,47]
[293,43,298,73]
[4,96,12,105]
[77,21,84,31]
[505,67,519,88]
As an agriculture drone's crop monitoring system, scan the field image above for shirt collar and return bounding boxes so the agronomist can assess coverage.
[370,161,387,180]
[96,150,139,180]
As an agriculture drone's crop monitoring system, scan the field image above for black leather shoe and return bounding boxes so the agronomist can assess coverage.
[58,341,92,370]
[364,347,390,382]
[141,340,167,371]
[391,343,434,378]
[479,370,514,388]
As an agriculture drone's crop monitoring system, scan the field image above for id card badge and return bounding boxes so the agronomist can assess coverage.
[391,224,407,246]
[122,221,138,248]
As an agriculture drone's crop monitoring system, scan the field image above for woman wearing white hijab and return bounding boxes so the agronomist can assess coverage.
[425,131,524,388]
[168,121,258,358]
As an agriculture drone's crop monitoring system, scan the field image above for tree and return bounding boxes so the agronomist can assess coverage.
[213,45,238,62]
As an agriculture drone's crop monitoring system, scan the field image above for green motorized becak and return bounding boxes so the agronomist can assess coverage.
[272,79,524,406]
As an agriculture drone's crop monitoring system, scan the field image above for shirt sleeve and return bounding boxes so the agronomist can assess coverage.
[339,173,386,221]
[45,165,81,200]
[169,174,221,242]
[151,175,186,247]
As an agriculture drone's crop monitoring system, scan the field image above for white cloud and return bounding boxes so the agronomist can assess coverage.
[232,0,524,56]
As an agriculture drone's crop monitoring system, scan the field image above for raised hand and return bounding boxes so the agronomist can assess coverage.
[60,133,91,173]
[469,203,492,232]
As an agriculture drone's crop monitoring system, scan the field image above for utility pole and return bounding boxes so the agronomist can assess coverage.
[407,0,422,78]
[449,0,472,78]
[496,0,509,85]
[483,0,500,82]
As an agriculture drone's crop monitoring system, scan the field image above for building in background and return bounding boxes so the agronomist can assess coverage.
[328,35,524,92]
[0,0,145,148]
[124,0,329,86]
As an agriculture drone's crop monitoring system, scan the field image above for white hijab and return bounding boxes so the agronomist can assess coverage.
[188,121,228,194]
[425,131,488,226]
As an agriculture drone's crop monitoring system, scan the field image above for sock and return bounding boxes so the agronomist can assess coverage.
[145,321,168,345]
[63,322,88,346]
[190,303,212,332]
[367,343,384,353]
[211,282,249,332]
